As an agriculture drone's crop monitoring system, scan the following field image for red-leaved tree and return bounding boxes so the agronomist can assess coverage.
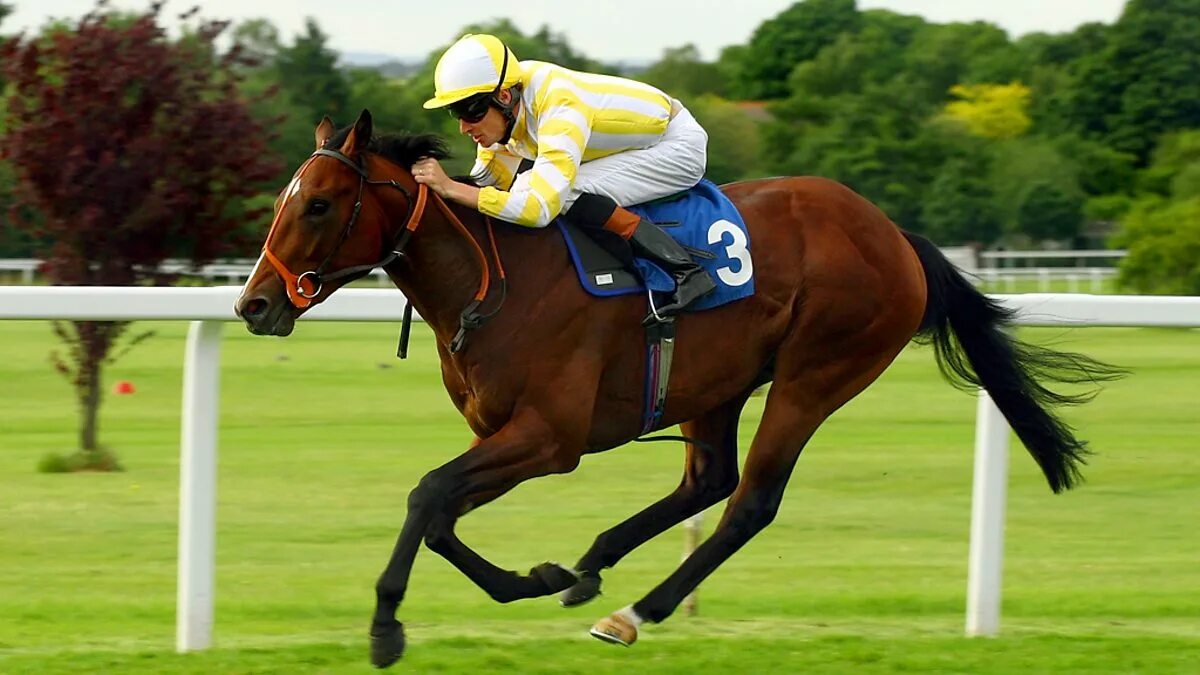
[1,2,283,470]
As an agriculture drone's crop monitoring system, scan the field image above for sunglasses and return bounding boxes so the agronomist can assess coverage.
[448,94,493,123]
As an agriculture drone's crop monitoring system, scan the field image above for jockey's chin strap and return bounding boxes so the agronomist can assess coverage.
[262,147,507,357]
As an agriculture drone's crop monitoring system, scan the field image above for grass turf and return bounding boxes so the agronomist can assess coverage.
[0,319,1196,673]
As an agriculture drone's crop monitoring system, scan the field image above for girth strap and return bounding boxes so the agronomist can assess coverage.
[640,316,676,434]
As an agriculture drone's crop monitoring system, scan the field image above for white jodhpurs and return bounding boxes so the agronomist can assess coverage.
[564,100,708,210]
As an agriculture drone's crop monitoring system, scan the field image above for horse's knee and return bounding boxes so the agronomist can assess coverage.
[725,495,781,540]
[407,469,454,513]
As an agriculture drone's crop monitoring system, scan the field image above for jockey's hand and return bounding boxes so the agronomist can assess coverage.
[412,157,451,197]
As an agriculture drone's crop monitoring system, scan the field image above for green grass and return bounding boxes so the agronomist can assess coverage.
[0,319,1197,673]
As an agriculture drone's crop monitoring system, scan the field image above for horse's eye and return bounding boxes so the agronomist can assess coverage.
[307,199,330,216]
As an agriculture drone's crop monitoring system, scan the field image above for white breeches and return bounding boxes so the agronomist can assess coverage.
[509,101,709,213]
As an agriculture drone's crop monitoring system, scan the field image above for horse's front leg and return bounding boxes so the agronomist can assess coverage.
[560,392,749,607]
[369,407,584,668]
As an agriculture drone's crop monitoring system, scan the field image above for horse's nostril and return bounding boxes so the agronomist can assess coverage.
[243,297,269,319]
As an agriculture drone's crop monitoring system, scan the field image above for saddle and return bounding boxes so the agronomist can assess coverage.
[554,179,756,432]
[555,179,755,313]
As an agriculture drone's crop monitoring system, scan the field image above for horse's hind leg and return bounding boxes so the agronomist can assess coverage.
[589,331,910,646]
[560,392,750,607]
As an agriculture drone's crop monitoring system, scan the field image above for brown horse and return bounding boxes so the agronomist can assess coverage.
[235,111,1120,668]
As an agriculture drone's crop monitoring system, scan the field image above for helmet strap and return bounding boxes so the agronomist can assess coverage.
[489,46,518,145]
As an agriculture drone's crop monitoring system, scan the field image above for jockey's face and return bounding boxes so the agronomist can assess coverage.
[458,89,513,147]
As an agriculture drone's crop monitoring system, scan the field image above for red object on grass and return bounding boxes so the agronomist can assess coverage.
[113,381,135,395]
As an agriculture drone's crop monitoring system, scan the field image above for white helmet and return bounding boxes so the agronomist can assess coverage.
[423,34,521,109]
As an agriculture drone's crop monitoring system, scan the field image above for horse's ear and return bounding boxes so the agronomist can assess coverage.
[314,116,335,150]
[339,109,373,157]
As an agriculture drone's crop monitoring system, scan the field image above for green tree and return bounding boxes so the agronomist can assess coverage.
[345,68,424,137]
[1112,197,1200,294]
[688,95,763,184]
[275,18,349,121]
[639,44,728,99]
[921,158,1003,245]
[987,138,1084,234]
[1064,0,1200,162]
[1054,136,1138,197]
[903,21,1013,103]
[1015,182,1085,242]
[736,0,861,99]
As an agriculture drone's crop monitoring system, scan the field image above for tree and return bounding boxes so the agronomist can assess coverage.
[1,4,282,470]
[639,44,728,99]
[231,17,281,66]
[921,158,1003,245]
[1064,0,1200,162]
[1015,182,1085,242]
[688,95,763,184]
[736,0,860,99]
[1112,197,1200,294]
[902,21,1014,104]
[942,82,1032,140]
[1054,136,1137,197]
[275,18,350,122]
[766,75,953,232]
[987,138,1085,235]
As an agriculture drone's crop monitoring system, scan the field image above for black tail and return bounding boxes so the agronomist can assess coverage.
[903,232,1126,493]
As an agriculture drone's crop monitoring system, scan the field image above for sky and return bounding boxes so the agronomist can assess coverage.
[5,0,1129,63]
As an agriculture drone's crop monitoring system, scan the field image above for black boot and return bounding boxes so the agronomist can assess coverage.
[565,193,717,321]
[628,218,717,320]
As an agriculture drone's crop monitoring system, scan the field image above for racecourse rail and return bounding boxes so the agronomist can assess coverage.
[1,286,1198,652]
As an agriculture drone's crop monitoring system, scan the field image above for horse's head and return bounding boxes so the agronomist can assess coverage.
[236,110,410,336]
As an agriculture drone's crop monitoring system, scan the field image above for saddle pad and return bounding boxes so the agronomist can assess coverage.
[556,179,755,312]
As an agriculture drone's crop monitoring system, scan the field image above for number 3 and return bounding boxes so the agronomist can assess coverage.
[707,219,753,287]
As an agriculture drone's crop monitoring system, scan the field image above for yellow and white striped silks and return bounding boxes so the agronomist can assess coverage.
[471,61,706,228]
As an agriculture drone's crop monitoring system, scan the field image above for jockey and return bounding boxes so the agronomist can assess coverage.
[414,33,716,319]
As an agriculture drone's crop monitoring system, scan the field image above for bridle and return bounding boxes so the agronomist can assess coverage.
[261,146,507,355]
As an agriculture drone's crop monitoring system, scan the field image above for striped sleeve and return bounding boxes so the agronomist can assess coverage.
[478,92,592,228]
[470,146,524,190]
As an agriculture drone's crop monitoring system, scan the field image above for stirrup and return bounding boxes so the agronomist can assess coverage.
[644,287,668,325]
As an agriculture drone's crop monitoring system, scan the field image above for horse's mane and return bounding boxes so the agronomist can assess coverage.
[324,126,450,169]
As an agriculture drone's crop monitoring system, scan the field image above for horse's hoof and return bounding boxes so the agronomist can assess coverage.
[589,613,637,647]
[559,573,602,607]
[369,621,406,669]
[530,561,579,595]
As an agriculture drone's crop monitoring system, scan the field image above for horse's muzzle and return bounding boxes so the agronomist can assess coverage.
[235,293,296,336]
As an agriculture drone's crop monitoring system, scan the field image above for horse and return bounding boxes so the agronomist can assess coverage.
[235,110,1122,668]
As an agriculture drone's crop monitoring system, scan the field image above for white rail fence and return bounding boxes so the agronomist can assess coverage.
[1,249,1131,293]
[976,250,1127,293]
[0,258,393,286]
[0,287,1197,651]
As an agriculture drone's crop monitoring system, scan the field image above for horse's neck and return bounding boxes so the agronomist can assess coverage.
[369,158,489,344]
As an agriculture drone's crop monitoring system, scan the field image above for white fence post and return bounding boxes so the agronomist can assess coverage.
[966,389,1009,636]
[177,320,222,652]
[681,513,704,616]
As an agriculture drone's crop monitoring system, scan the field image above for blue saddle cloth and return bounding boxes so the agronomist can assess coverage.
[555,179,755,312]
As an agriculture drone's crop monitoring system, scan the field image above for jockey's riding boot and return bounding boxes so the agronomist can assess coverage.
[625,216,717,319]
[565,193,716,321]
